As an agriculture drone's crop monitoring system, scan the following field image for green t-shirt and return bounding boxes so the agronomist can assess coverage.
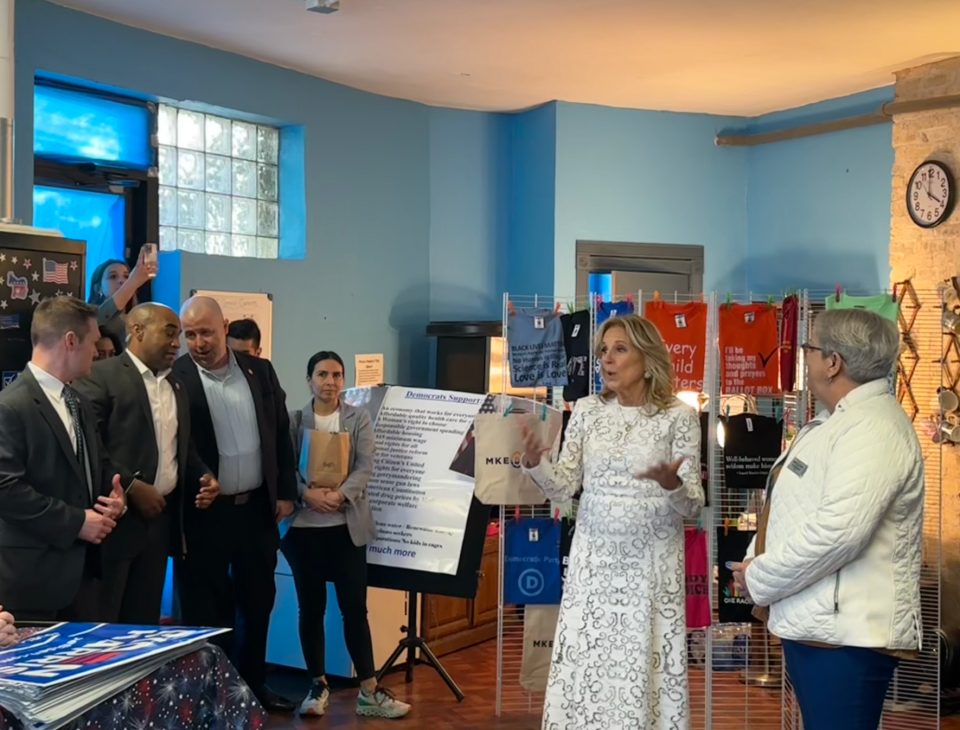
[824,293,900,395]
[824,293,900,323]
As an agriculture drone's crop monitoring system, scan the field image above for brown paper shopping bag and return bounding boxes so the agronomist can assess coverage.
[300,430,351,489]
[520,605,560,692]
[473,411,562,506]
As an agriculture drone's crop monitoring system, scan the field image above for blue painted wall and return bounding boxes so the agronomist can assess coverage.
[506,104,557,297]
[744,87,895,294]
[553,102,750,296]
[15,0,432,397]
[428,109,510,321]
[16,1,897,373]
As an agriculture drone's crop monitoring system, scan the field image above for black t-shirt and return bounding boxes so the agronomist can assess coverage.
[561,310,591,402]
[699,411,710,505]
[721,413,783,490]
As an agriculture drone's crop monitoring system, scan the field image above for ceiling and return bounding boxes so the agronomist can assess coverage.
[49,0,960,115]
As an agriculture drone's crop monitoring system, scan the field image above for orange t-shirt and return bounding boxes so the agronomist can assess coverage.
[644,301,708,392]
[719,303,780,396]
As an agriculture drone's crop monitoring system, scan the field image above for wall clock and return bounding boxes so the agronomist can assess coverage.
[907,160,955,229]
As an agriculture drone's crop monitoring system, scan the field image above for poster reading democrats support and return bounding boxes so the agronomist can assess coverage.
[364,387,485,575]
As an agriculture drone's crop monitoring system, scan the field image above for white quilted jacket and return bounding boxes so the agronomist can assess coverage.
[743,379,924,651]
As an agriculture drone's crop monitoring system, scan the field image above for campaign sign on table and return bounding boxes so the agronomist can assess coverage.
[0,624,225,686]
[504,518,562,605]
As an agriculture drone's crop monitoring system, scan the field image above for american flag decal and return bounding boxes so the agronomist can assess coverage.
[43,258,69,284]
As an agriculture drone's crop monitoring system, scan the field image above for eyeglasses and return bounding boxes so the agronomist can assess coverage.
[800,343,824,354]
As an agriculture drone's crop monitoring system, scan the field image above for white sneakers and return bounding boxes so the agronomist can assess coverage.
[298,680,411,719]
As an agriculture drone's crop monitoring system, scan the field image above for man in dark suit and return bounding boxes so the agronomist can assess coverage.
[0,296,124,620]
[173,296,297,713]
[74,303,221,625]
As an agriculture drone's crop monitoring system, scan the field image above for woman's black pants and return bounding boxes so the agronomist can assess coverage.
[280,525,377,681]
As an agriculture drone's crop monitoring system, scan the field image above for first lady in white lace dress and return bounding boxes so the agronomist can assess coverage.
[521,314,704,730]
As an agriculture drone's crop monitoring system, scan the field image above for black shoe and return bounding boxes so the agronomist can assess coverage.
[252,685,296,713]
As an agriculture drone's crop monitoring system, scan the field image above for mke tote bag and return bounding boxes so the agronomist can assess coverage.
[473,412,562,506]
[520,605,560,692]
[685,528,711,629]
[504,518,562,606]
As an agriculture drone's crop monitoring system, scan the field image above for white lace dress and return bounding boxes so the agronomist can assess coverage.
[526,395,703,730]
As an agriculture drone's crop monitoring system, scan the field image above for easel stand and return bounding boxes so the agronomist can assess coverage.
[375,590,465,702]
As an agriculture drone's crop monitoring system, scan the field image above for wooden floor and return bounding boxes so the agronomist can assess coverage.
[266,639,537,730]
[263,639,958,729]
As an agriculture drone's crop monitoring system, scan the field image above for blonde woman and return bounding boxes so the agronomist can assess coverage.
[521,314,703,730]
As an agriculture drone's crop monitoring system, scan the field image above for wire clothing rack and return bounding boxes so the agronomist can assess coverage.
[492,288,944,730]
[495,294,594,716]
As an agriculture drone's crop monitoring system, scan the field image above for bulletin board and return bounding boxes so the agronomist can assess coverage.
[191,289,273,360]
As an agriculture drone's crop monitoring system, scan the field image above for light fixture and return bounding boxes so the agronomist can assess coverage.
[305,0,339,13]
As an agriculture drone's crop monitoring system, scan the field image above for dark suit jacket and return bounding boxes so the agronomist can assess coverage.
[74,352,210,561]
[172,350,297,512]
[0,368,111,611]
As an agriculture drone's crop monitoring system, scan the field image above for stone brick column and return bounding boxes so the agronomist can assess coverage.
[890,56,960,625]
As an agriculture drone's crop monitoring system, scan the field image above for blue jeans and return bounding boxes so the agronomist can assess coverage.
[783,640,899,730]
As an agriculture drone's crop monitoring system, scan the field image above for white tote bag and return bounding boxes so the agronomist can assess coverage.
[473,411,562,506]
[520,605,560,692]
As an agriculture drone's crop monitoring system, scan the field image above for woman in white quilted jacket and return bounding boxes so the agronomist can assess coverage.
[731,308,924,730]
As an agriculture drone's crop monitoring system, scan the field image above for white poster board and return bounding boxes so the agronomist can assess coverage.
[343,386,484,575]
[192,289,273,360]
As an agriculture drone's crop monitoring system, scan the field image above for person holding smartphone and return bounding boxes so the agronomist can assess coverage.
[88,244,158,354]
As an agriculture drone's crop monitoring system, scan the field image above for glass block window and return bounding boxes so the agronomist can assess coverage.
[34,84,153,169]
[157,105,280,258]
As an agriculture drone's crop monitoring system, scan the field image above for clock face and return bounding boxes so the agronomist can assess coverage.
[908,161,954,228]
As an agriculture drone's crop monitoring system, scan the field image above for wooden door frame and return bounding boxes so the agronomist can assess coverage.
[575,241,705,300]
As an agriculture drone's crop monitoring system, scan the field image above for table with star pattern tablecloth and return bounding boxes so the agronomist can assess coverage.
[0,644,268,730]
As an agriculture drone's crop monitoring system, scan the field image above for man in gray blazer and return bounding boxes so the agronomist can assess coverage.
[75,303,220,625]
[0,297,124,620]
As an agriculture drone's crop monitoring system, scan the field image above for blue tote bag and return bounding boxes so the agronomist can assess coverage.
[504,518,562,605]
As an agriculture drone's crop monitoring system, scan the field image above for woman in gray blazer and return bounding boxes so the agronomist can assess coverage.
[282,351,410,720]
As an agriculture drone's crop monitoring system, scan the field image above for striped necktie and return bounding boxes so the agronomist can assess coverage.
[61,385,87,474]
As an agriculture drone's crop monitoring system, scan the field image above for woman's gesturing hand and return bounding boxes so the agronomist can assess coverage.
[519,421,550,469]
[635,457,687,491]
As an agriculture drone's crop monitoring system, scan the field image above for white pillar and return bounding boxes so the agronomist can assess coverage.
[0,0,14,222]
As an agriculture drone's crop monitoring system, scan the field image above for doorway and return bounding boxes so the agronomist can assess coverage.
[575,241,704,302]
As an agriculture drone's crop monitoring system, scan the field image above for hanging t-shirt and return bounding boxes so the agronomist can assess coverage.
[594,301,635,391]
[508,308,569,388]
[560,516,575,585]
[721,413,783,490]
[825,292,900,323]
[825,293,901,396]
[644,300,708,393]
[699,410,711,506]
[561,310,591,401]
[719,303,781,396]
[717,527,760,624]
[780,295,799,393]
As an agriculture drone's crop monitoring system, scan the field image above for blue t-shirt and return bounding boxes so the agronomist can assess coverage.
[507,308,569,388]
[594,301,635,391]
